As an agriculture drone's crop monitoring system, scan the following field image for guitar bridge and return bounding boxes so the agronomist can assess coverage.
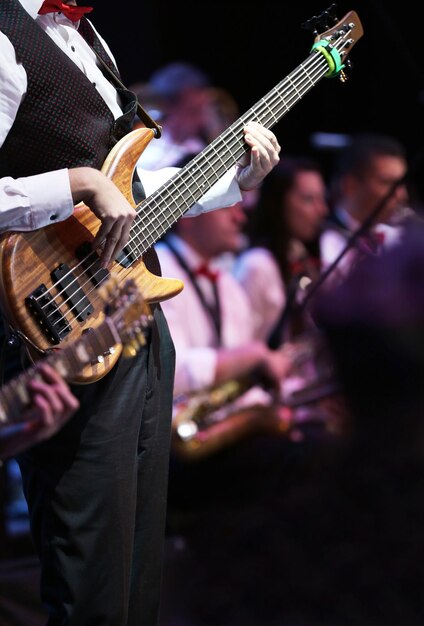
[26,284,71,344]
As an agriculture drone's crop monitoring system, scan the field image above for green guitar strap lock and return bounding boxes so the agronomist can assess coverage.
[311,39,344,78]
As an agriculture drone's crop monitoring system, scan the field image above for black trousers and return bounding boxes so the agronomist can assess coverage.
[17,304,175,626]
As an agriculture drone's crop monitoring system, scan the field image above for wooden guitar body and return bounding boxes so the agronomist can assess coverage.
[0,128,183,383]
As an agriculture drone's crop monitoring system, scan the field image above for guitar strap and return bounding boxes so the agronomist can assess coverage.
[163,238,222,345]
[88,45,162,139]
[76,16,162,138]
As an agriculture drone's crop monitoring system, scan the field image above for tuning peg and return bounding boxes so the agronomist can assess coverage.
[301,3,338,35]
[122,335,145,358]
[136,331,146,347]
[122,343,138,358]
[131,336,142,351]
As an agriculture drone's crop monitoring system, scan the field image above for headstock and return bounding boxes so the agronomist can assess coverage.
[303,6,363,82]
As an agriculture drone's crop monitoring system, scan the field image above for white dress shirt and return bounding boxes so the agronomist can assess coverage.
[0,0,241,233]
[320,207,404,284]
[156,234,254,396]
[233,247,286,343]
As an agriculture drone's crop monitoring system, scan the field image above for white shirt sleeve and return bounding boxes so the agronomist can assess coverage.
[0,30,75,231]
[137,166,242,217]
[155,243,219,395]
[0,169,74,233]
[233,248,286,342]
[0,32,26,146]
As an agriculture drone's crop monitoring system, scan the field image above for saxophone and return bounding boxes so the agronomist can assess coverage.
[171,331,342,461]
[171,378,288,461]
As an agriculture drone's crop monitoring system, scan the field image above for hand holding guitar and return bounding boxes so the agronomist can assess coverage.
[0,362,79,460]
[0,277,152,459]
[68,167,137,267]
[236,122,281,191]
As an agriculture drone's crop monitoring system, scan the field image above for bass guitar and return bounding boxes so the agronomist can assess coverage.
[0,276,151,437]
[0,10,363,383]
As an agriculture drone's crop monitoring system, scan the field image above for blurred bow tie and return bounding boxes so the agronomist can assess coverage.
[38,1,93,22]
[194,262,220,283]
[357,230,386,255]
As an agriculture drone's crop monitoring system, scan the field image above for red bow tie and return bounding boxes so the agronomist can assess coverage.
[357,230,385,255]
[38,1,93,22]
[194,263,220,283]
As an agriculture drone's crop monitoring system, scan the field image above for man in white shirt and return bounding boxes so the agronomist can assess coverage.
[0,2,281,625]
[320,132,411,286]
[154,204,311,626]
[156,203,291,398]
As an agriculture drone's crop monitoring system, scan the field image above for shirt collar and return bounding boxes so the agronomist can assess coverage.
[335,206,360,232]
[20,0,44,19]
[166,234,205,271]
[166,234,221,276]
[19,0,80,26]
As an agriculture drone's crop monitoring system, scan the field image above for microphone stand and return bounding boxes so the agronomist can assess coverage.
[298,170,413,314]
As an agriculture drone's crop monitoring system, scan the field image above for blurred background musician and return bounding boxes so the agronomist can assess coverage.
[233,155,329,347]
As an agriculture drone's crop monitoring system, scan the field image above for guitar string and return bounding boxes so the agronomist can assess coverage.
[117,51,332,253]
[120,29,352,251]
[0,322,109,418]
[36,33,350,332]
[37,49,330,329]
[39,51,328,310]
[37,50,331,331]
[0,301,135,420]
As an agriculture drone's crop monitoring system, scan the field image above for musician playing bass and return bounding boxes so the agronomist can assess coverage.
[0,1,281,624]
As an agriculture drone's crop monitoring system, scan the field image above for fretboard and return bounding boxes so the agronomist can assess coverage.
[130,48,330,256]
[0,318,120,425]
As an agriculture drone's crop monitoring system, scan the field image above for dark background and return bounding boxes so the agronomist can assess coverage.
[92,0,424,190]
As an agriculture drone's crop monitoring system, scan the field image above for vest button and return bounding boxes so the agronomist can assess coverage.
[71,46,75,52]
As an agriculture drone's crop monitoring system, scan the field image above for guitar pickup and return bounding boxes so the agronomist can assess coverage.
[115,245,136,269]
[51,263,93,321]
[76,242,110,286]
[26,284,71,344]
[76,240,136,277]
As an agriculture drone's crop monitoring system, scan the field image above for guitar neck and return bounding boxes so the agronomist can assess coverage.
[0,318,120,426]
[133,49,329,250]
[119,10,364,262]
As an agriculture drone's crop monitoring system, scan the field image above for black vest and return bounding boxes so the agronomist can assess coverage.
[0,1,161,276]
[0,0,136,177]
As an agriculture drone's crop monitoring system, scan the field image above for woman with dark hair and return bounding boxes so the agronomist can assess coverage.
[234,155,329,347]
